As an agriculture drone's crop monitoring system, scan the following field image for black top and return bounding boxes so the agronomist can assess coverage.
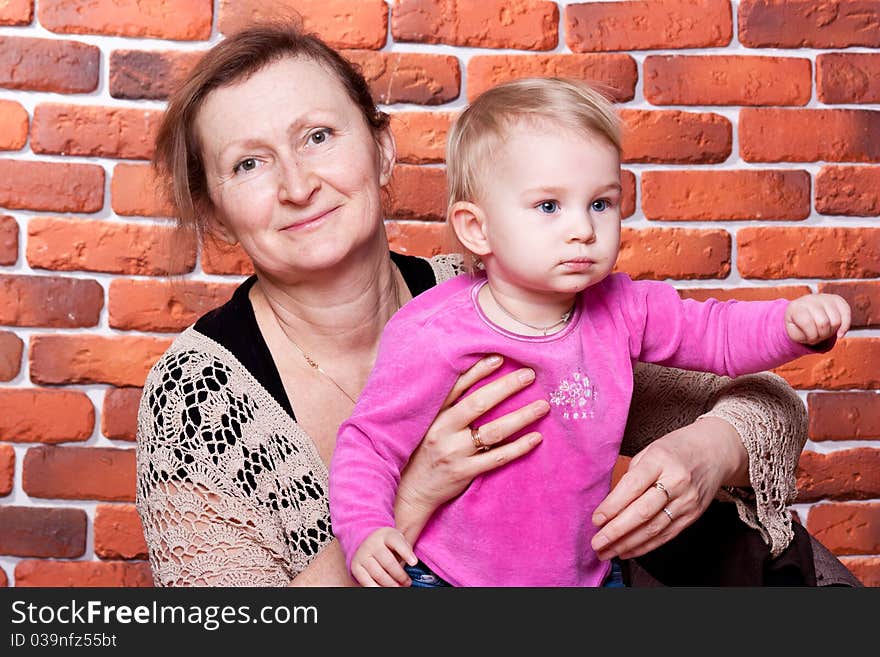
[194,252,438,421]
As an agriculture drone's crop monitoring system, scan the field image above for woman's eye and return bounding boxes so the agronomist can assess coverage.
[537,200,559,214]
[308,128,331,145]
[232,158,259,174]
[592,199,610,212]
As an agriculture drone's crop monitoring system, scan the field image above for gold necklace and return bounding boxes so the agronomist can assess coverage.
[288,265,403,405]
[486,285,573,336]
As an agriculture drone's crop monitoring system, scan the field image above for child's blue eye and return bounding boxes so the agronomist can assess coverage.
[537,200,559,214]
[592,199,610,212]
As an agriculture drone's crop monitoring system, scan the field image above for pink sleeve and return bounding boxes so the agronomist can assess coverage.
[329,314,460,570]
[616,276,817,377]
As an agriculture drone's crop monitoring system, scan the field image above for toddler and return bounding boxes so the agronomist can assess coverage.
[329,78,851,587]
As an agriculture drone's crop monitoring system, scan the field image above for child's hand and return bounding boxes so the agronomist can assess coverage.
[785,293,851,345]
[350,527,418,587]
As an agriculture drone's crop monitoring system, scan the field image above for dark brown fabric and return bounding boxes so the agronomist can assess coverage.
[620,500,861,587]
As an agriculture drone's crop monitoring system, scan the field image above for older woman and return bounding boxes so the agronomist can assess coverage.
[136,24,828,587]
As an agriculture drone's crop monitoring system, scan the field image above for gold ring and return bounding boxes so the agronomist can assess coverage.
[653,481,670,501]
[662,507,674,522]
[470,426,489,452]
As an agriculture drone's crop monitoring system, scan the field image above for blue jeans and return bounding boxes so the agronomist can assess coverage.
[403,559,626,587]
[404,561,452,587]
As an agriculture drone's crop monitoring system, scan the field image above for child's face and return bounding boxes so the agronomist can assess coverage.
[476,123,622,300]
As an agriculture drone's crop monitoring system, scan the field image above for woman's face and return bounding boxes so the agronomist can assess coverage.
[195,56,394,281]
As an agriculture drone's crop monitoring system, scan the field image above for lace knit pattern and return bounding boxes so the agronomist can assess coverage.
[136,253,805,584]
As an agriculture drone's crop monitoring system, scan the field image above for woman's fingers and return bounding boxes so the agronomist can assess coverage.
[471,400,550,449]
[440,354,504,409]
[444,367,538,431]
[465,431,543,477]
[591,456,661,529]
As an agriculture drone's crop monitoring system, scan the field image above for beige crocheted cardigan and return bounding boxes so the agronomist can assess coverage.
[136,255,808,586]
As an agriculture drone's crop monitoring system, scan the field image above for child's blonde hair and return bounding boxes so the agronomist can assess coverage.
[445,77,621,269]
[446,77,621,210]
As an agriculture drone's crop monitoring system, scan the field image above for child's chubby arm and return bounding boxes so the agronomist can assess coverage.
[784,293,852,345]
[350,527,418,588]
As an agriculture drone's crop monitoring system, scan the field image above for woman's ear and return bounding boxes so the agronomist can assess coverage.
[204,206,238,246]
[448,201,491,257]
[376,127,396,187]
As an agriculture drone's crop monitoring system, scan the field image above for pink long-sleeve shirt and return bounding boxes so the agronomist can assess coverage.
[330,272,815,586]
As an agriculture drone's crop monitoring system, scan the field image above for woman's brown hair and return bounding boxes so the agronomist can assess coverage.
[153,22,390,242]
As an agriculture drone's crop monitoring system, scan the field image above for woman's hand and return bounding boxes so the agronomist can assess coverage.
[590,416,748,561]
[394,355,550,544]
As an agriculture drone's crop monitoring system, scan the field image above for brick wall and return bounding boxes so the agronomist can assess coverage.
[0,0,877,587]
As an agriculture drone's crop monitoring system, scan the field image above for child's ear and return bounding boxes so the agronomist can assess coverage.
[448,201,491,257]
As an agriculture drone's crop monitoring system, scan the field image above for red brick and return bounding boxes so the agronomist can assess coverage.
[566,0,732,52]
[102,388,143,442]
[0,389,94,443]
[32,104,161,160]
[815,166,880,217]
[807,502,880,555]
[0,160,103,213]
[30,335,172,387]
[220,0,387,49]
[15,560,153,587]
[616,228,731,280]
[111,163,175,217]
[109,49,203,100]
[23,445,135,501]
[739,0,880,48]
[390,112,454,165]
[819,282,879,330]
[94,504,148,560]
[774,339,880,390]
[39,0,212,41]
[808,392,880,441]
[201,237,254,276]
[468,54,638,103]
[0,0,32,25]
[620,170,636,220]
[818,53,880,105]
[797,449,880,503]
[0,100,28,150]
[344,51,461,106]
[740,109,880,162]
[385,221,456,259]
[0,331,23,382]
[393,0,558,50]
[620,110,731,164]
[0,444,13,496]
[841,557,880,587]
[642,170,810,221]
[0,215,17,265]
[27,217,196,276]
[109,278,236,332]
[0,506,86,557]
[678,285,811,303]
[388,165,446,222]
[0,36,98,94]
[0,274,103,327]
[738,227,880,279]
[644,55,811,106]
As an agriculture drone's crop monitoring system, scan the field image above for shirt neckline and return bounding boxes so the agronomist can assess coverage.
[470,277,582,343]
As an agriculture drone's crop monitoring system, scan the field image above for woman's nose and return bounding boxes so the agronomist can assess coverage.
[277,159,320,204]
